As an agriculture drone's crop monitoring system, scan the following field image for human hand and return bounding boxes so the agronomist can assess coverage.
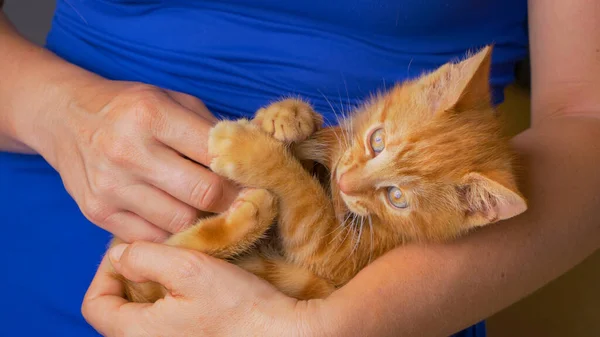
[82,242,328,337]
[41,81,238,242]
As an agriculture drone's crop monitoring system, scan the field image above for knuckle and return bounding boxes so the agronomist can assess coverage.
[112,84,158,121]
[82,197,111,224]
[86,122,137,170]
[90,170,116,193]
[128,93,166,133]
[99,135,147,172]
[113,85,166,136]
[121,83,158,103]
[131,96,159,121]
[103,138,134,166]
[190,176,223,211]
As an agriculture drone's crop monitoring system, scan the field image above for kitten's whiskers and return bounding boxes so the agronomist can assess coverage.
[318,90,347,150]
[368,215,374,264]
[352,215,365,255]
[327,212,352,244]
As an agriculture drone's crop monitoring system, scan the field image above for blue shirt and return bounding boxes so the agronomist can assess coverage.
[0,1,528,336]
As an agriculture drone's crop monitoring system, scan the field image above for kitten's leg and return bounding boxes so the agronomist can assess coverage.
[112,188,278,303]
[235,251,336,300]
[165,188,277,257]
[209,121,347,284]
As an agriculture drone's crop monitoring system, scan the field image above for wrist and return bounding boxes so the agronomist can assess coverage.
[283,299,348,337]
[0,14,105,164]
[22,74,103,166]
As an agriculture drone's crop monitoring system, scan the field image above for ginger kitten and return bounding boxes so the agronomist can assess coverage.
[113,45,527,302]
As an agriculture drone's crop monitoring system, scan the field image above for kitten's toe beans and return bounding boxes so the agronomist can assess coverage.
[254,98,322,142]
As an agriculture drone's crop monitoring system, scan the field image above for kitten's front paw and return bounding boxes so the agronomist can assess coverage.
[209,119,282,184]
[254,98,323,143]
[227,188,277,227]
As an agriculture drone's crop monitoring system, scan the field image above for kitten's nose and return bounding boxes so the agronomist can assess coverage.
[338,172,358,195]
[338,173,350,194]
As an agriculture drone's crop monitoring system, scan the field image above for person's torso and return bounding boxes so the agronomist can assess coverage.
[46,0,529,121]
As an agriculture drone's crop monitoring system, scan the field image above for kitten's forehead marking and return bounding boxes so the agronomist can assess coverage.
[362,150,408,187]
[364,149,389,172]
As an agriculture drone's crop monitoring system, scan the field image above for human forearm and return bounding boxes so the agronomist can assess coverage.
[316,115,600,337]
[0,12,103,156]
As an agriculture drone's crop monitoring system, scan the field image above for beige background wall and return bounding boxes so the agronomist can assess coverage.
[4,1,599,336]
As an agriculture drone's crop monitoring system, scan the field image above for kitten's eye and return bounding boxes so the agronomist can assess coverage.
[369,128,385,155]
[387,187,408,209]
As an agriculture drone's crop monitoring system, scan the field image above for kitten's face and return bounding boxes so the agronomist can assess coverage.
[332,46,526,243]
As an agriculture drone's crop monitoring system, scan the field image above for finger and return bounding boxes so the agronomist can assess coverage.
[105,211,170,243]
[152,97,216,166]
[115,183,200,234]
[82,254,151,337]
[108,242,209,296]
[145,147,239,213]
[165,90,218,123]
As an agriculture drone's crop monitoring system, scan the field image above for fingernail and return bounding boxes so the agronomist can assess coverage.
[109,244,128,263]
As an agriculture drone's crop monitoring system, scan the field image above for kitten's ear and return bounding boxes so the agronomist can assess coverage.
[448,45,493,112]
[422,45,493,113]
[458,171,527,228]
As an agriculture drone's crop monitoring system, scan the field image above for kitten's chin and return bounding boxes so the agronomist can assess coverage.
[340,192,369,216]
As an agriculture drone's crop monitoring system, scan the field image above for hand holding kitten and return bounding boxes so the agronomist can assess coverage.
[41,81,239,242]
[82,242,325,337]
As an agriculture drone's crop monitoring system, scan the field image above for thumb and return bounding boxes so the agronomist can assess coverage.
[82,254,152,337]
[109,242,208,297]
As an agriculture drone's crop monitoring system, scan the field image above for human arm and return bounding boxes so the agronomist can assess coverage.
[0,10,237,241]
[0,9,78,154]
